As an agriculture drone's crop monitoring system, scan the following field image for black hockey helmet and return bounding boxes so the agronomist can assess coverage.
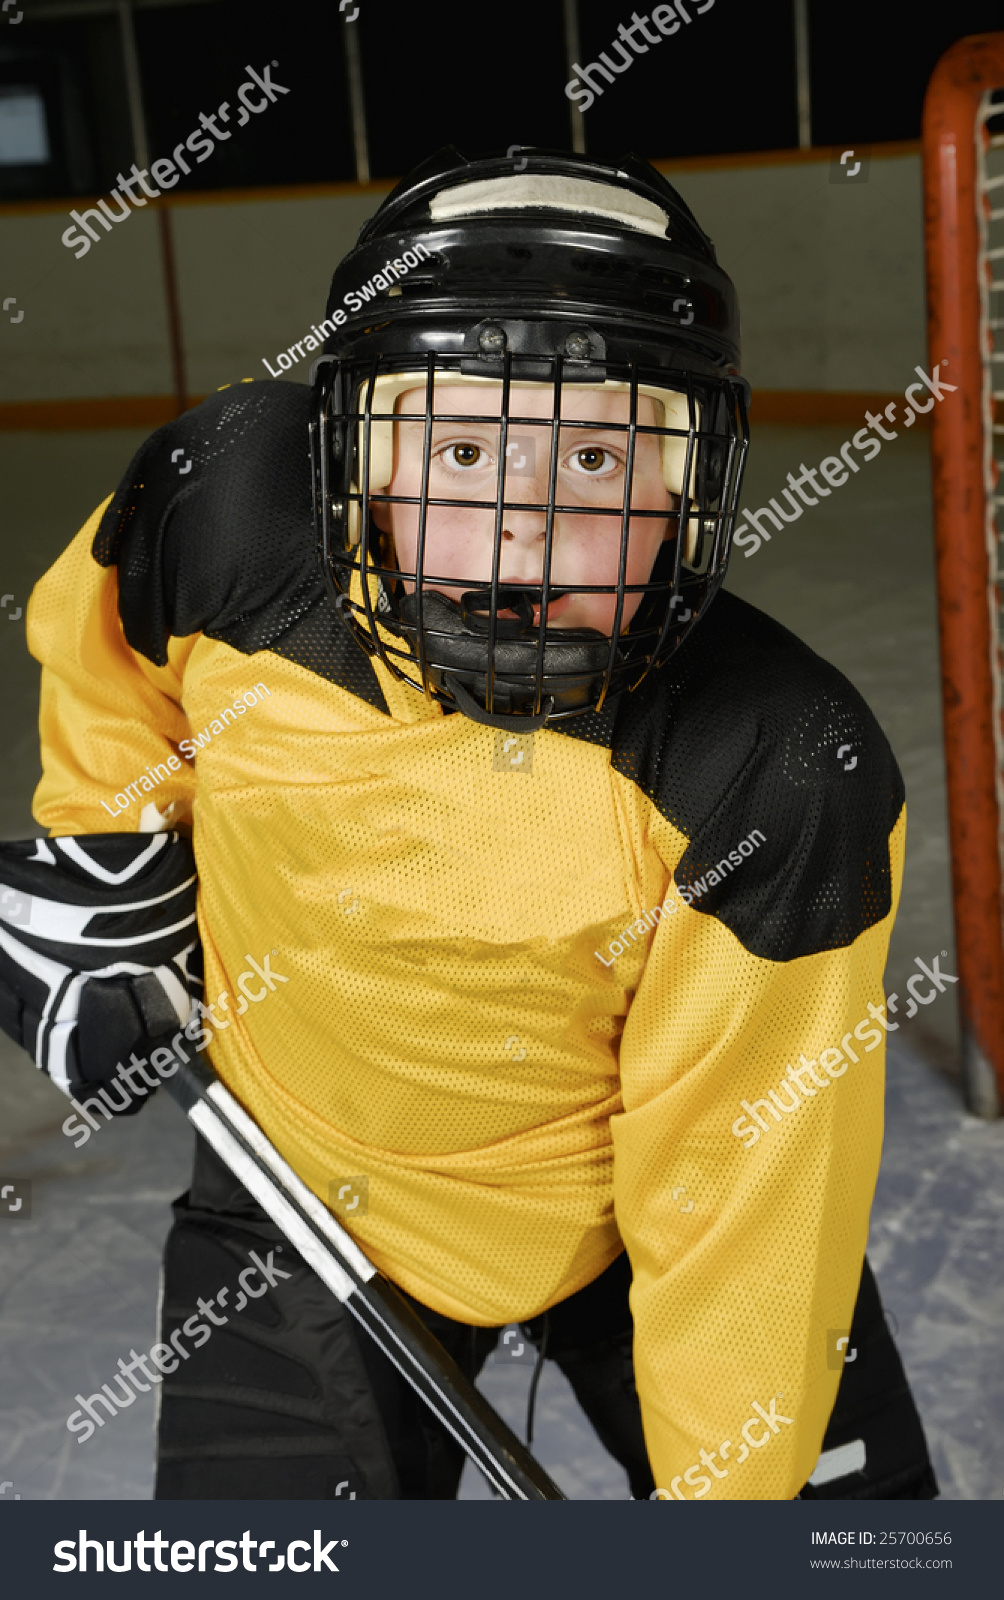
[309,146,749,729]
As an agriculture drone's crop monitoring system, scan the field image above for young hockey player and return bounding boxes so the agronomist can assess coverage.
[0,147,936,1501]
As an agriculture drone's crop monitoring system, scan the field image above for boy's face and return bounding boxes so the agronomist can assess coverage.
[369,383,677,635]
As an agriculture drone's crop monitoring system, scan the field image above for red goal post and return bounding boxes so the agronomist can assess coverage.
[923,33,1004,1117]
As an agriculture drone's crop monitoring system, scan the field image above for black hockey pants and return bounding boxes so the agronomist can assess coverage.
[154,1134,937,1500]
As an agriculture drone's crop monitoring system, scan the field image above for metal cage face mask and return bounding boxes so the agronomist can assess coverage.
[310,351,749,730]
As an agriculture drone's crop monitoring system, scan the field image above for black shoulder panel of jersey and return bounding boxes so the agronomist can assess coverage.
[92,381,388,715]
[554,590,905,963]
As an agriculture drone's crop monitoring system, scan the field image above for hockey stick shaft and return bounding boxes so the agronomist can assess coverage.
[161,1051,565,1501]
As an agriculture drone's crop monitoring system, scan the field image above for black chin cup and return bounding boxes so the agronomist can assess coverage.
[396,589,614,722]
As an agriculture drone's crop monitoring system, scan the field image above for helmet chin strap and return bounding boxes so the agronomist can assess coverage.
[459,586,540,638]
[444,673,555,731]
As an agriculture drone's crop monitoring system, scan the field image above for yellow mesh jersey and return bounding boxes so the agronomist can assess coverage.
[25,384,907,1500]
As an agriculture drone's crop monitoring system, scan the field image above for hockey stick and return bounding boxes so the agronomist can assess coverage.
[160,1048,566,1501]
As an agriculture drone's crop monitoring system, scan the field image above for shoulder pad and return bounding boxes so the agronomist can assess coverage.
[93,382,320,667]
[556,591,905,961]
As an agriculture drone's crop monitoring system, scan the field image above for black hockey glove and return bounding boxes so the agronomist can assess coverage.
[0,833,201,1113]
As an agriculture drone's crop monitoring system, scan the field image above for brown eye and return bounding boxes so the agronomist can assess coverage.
[449,443,482,468]
[576,447,608,473]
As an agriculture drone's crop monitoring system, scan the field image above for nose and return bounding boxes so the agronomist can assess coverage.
[499,439,551,549]
[500,513,546,544]
[498,519,547,588]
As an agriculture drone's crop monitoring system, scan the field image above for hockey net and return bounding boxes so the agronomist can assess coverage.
[923,33,1004,1115]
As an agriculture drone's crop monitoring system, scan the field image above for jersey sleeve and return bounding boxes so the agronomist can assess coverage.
[608,603,906,1500]
[27,504,198,836]
[27,380,322,837]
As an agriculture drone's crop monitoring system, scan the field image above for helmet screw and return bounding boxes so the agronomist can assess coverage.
[479,325,506,353]
[565,331,592,360]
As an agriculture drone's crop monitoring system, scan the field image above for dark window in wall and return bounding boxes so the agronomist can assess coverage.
[0,23,99,197]
[135,0,355,189]
[809,0,1004,146]
[9,9,171,199]
[359,0,571,178]
[574,0,799,162]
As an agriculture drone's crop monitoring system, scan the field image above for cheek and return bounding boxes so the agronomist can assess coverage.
[556,513,666,583]
[626,519,669,581]
[423,513,484,577]
[381,501,496,581]
[372,458,415,562]
[555,513,666,631]
[383,504,417,570]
